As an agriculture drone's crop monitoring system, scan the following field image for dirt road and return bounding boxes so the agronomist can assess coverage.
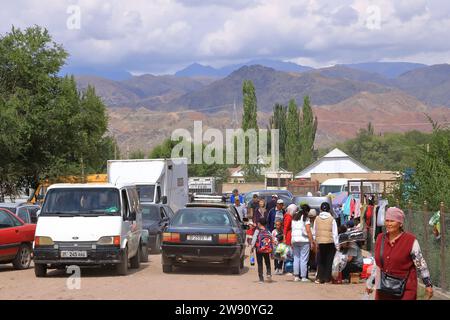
[0,250,368,300]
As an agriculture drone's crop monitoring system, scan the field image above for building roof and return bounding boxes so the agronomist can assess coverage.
[295,148,372,179]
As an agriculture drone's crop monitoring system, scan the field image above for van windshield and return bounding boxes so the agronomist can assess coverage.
[137,185,155,203]
[41,188,121,216]
[320,185,343,194]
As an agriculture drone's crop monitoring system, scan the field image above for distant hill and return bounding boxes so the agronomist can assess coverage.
[343,62,427,78]
[311,65,391,86]
[76,74,211,108]
[75,62,450,112]
[393,64,450,107]
[175,59,313,78]
[172,65,392,111]
[108,91,450,153]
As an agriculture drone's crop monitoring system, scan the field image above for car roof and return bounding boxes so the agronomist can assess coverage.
[47,183,135,190]
[0,202,36,209]
[185,203,231,209]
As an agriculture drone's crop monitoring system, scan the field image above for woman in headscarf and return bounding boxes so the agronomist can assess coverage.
[366,207,433,300]
[314,202,339,284]
[283,204,298,248]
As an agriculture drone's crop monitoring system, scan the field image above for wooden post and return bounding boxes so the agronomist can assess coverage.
[440,202,447,291]
[422,201,429,264]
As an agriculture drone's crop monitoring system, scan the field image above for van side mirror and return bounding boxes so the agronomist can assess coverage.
[161,196,168,204]
[130,211,137,221]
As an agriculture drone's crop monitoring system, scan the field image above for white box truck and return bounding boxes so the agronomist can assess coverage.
[107,158,188,212]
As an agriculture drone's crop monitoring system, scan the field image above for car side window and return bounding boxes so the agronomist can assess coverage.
[0,210,16,229]
[160,207,166,220]
[165,206,174,218]
[121,189,130,219]
[17,208,30,223]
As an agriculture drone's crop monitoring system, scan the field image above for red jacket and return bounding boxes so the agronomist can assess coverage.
[374,232,417,300]
[283,214,293,246]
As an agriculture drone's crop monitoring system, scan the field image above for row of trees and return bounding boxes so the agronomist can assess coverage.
[0,26,115,199]
[269,97,317,174]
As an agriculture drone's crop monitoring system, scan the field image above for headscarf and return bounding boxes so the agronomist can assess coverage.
[286,204,298,216]
[385,207,405,224]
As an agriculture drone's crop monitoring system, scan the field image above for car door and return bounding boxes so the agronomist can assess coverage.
[0,210,23,261]
[228,208,246,245]
[159,207,170,232]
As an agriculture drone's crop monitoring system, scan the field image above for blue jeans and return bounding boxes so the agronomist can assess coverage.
[293,242,310,278]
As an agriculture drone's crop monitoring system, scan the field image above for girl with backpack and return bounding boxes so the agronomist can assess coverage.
[291,204,316,282]
[251,217,274,283]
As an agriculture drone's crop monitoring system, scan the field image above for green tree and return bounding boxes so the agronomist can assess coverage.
[285,99,300,173]
[298,96,317,170]
[241,80,261,181]
[0,26,114,192]
[129,149,146,159]
[409,123,450,209]
[269,103,287,168]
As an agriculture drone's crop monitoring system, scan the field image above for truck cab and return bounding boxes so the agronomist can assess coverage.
[33,183,148,277]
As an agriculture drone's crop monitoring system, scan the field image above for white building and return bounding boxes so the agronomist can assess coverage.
[295,148,372,179]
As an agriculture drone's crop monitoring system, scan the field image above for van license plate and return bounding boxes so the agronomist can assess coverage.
[61,251,87,258]
[187,235,212,241]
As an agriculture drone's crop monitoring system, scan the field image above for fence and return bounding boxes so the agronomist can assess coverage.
[403,202,449,292]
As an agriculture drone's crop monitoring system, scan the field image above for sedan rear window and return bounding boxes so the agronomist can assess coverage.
[172,208,232,226]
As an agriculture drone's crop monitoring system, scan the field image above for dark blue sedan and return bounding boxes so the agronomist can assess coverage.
[161,203,247,274]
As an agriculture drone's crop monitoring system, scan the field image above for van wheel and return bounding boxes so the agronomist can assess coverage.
[116,249,128,276]
[130,246,141,269]
[13,244,32,270]
[140,242,149,263]
[162,264,173,273]
[34,263,47,277]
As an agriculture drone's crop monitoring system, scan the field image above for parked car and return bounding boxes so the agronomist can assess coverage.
[141,203,175,254]
[161,203,247,274]
[0,203,40,224]
[243,189,293,207]
[292,196,337,218]
[33,183,148,277]
[0,208,36,269]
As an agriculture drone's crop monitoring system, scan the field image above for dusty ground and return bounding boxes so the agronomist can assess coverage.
[0,249,368,300]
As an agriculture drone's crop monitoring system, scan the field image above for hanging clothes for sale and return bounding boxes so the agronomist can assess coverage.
[376,199,388,227]
[354,198,361,219]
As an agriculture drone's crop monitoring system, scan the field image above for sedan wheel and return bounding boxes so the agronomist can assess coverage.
[13,244,32,270]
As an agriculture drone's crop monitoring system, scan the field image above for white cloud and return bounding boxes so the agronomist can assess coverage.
[0,0,449,74]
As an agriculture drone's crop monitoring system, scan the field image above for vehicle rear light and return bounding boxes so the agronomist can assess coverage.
[35,236,54,246]
[163,232,180,243]
[218,234,237,244]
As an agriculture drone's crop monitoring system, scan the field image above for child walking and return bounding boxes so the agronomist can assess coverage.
[251,217,274,283]
[272,220,284,275]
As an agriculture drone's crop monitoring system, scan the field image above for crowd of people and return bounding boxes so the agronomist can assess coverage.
[230,188,434,300]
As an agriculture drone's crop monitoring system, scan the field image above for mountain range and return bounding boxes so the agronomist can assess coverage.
[73,61,450,153]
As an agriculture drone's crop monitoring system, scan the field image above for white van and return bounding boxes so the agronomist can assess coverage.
[320,178,379,196]
[33,183,148,277]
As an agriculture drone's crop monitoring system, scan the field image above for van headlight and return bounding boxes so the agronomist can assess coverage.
[97,236,120,246]
[35,236,54,246]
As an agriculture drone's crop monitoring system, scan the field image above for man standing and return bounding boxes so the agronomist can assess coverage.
[234,197,247,222]
[230,188,244,204]
[266,194,278,212]
[248,194,259,220]
[267,199,285,232]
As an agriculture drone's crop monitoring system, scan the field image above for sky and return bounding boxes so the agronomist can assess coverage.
[1,0,450,75]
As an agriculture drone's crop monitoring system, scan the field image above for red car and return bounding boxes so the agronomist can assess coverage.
[0,208,36,269]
